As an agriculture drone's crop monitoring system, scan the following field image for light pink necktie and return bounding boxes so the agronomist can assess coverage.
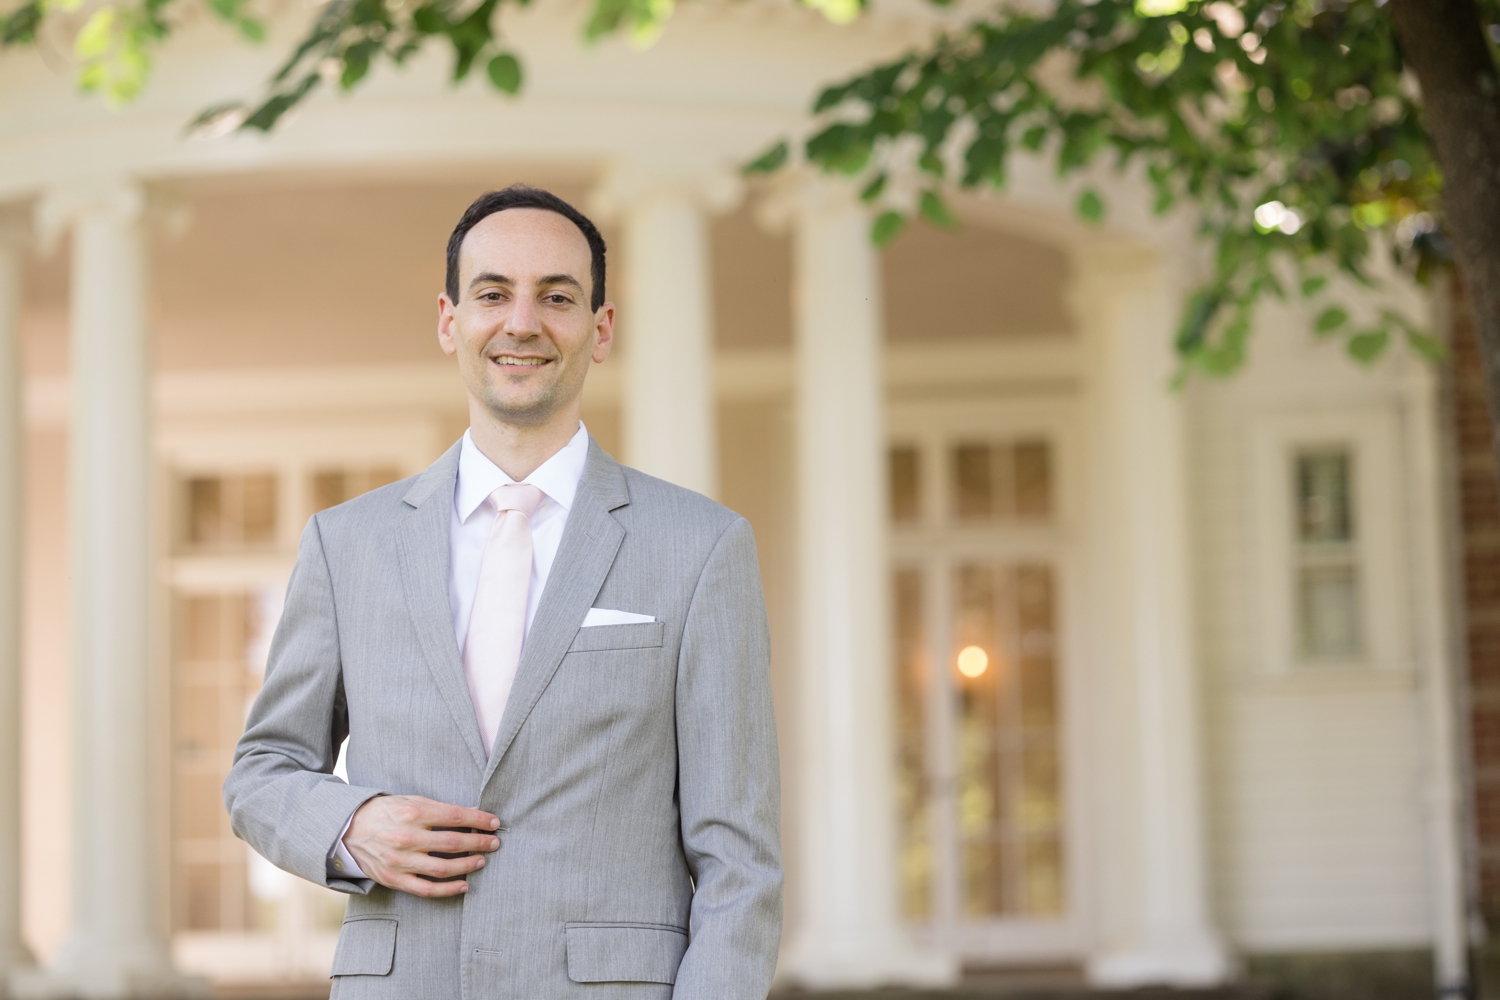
[463,483,544,757]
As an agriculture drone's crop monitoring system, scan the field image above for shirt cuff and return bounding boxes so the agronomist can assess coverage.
[327,809,367,879]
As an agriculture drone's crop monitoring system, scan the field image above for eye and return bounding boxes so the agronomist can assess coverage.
[480,290,504,302]
[545,293,571,304]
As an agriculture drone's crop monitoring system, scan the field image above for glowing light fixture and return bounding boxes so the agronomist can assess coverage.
[956,645,989,678]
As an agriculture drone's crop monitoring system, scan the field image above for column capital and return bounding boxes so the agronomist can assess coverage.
[34,177,145,255]
[752,170,865,234]
[589,155,744,222]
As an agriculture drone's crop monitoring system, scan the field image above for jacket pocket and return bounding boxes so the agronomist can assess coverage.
[568,621,665,653]
[564,922,688,984]
[331,916,398,976]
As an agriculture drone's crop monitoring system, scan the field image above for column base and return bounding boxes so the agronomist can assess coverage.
[0,939,35,981]
[1087,934,1234,988]
[778,928,959,989]
[10,945,208,1000]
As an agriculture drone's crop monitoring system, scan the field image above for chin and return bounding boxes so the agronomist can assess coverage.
[482,392,561,427]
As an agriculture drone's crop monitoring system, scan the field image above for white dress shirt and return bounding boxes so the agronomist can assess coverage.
[329,422,591,879]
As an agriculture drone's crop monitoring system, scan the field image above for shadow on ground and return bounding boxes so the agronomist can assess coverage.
[212,950,1442,1000]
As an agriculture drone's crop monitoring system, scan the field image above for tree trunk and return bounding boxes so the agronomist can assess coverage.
[1389,0,1500,475]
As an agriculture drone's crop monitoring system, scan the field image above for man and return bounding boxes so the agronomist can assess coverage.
[224,185,783,999]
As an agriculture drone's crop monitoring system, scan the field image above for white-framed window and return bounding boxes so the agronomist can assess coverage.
[1249,408,1409,675]
[160,413,444,983]
[888,397,1086,964]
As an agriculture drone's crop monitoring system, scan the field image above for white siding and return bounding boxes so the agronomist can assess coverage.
[1216,682,1430,949]
[1187,301,1437,954]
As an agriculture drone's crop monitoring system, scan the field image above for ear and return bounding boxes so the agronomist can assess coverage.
[591,302,615,364]
[437,293,459,357]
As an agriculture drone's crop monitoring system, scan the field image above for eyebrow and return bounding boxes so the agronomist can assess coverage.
[467,272,586,295]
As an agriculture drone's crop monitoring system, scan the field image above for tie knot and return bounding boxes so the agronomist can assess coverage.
[490,483,545,517]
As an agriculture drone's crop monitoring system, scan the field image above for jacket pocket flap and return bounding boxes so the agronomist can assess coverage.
[568,621,665,653]
[564,922,687,984]
[331,917,398,976]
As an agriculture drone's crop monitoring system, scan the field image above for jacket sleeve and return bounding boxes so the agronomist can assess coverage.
[222,514,385,895]
[671,516,784,998]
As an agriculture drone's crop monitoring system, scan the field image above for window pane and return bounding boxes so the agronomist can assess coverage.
[173,592,270,932]
[1299,564,1362,659]
[186,478,223,546]
[890,446,921,524]
[312,471,349,513]
[242,474,277,544]
[313,465,404,512]
[894,568,931,920]
[1297,450,1354,542]
[181,474,278,551]
[950,439,1053,522]
[952,444,992,520]
[952,562,1064,919]
[1013,440,1052,518]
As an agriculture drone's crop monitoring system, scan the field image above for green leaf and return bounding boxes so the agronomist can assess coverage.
[1134,0,1187,14]
[1077,188,1105,225]
[242,73,319,131]
[74,7,115,60]
[743,140,788,176]
[1300,275,1328,298]
[1314,306,1348,335]
[1176,288,1224,356]
[919,190,958,229]
[187,100,245,132]
[803,0,862,26]
[859,173,887,203]
[871,210,906,247]
[806,123,872,175]
[1347,329,1389,363]
[1404,328,1446,362]
[1,1,44,47]
[486,52,522,93]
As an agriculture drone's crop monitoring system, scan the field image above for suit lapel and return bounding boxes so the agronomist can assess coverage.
[395,441,488,772]
[483,440,630,784]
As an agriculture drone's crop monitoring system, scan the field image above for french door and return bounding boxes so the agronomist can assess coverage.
[889,400,1085,962]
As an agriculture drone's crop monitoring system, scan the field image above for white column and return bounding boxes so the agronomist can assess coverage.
[12,181,201,1000]
[0,208,36,982]
[595,162,738,498]
[777,179,956,989]
[1078,248,1229,987]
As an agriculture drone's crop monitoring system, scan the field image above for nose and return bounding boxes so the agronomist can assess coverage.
[505,292,543,339]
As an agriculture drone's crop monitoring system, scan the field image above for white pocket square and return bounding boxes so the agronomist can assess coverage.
[581,608,656,627]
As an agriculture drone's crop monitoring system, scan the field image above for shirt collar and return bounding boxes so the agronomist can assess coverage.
[455,422,590,523]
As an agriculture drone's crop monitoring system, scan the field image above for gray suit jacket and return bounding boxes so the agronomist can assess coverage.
[224,438,782,999]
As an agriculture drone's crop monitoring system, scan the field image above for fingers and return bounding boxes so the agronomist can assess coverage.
[420,800,501,831]
[344,794,503,898]
[379,869,473,899]
[406,851,487,880]
[427,830,502,855]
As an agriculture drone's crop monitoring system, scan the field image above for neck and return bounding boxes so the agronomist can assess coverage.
[467,397,582,482]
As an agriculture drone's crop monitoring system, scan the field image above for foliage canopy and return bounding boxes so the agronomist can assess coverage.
[4,0,1497,376]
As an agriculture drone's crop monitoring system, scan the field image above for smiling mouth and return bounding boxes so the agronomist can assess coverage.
[491,355,552,369]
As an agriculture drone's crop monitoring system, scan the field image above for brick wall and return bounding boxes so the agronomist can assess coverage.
[1450,276,1500,916]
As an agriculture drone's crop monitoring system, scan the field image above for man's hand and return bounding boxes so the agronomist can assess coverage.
[344,795,502,897]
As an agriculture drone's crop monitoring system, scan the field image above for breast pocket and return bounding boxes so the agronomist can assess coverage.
[568,621,665,653]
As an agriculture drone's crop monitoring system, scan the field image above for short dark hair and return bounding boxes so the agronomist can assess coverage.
[445,185,607,311]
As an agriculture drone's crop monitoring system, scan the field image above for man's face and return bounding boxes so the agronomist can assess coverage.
[438,208,613,427]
